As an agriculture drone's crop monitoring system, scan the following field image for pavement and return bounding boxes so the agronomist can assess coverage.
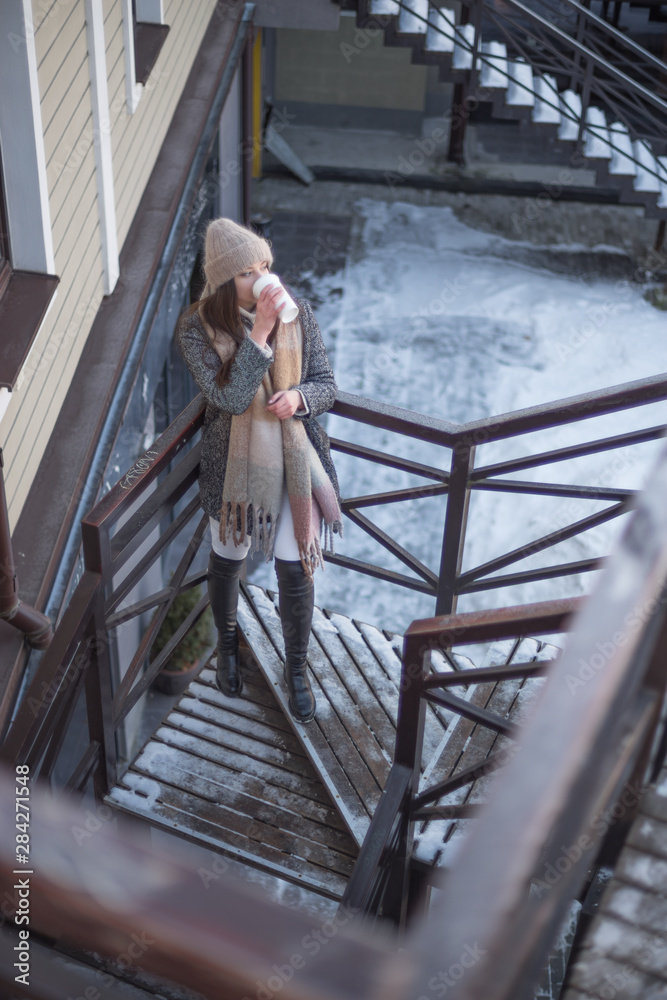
[250,173,663,279]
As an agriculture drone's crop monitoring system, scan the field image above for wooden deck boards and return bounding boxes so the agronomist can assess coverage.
[237,586,382,846]
[106,585,559,901]
[106,663,358,899]
[412,637,557,869]
[561,762,667,1000]
[239,584,456,847]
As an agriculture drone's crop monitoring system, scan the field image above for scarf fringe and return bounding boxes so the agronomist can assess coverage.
[298,539,321,582]
[221,502,344,574]
[220,502,281,562]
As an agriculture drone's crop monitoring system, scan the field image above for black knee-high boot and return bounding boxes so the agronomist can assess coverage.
[207,551,244,696]
[275,558,316,723]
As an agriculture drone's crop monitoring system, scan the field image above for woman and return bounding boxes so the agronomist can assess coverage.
[177,217,342,723]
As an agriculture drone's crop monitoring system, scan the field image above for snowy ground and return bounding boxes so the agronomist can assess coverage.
[251,197,667,635]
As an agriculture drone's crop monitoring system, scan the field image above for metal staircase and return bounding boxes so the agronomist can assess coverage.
[345,0,667,219]
[6,368,667,996]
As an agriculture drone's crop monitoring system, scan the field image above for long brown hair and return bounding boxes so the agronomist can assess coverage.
[186,274,282,388]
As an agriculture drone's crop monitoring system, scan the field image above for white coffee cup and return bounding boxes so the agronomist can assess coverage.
[252,273,299,323]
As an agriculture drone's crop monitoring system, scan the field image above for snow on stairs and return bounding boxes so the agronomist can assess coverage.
[412,636,558,871]
[560,759,667,999]
[235,583,455,847]
[364,0,667,220]
[106,657,358,899]
[106,584,559,901]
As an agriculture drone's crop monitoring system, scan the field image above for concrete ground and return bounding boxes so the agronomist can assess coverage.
[271,118,598,188]
[251,175,665,277]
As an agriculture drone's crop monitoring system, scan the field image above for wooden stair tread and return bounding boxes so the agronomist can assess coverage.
[106,656,358,900]
[106,584,559,898]
[238,585,410,846]
[413,637,558,867]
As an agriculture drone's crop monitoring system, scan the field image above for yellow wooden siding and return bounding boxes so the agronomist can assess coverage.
[111,0,216,247]
[52,167,99,270]
[45,98,94,227]
[4,189,102,451]
[31,0,71,36]
[34,1,79,66]
[3,0,104,528]
[6,221,102,456]
[6,0,220,528]
[40,14,88,133]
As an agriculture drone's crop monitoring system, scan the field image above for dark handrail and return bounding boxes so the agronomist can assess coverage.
[394,444,667,998]
[2,383,667,997]
[0,766,385,1000]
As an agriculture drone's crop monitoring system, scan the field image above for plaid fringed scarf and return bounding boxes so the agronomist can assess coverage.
[201,304,342,579]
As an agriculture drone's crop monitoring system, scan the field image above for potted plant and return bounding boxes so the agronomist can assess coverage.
[149,583,213,696]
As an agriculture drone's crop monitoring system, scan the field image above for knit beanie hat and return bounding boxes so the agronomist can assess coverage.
[203,217,273,290]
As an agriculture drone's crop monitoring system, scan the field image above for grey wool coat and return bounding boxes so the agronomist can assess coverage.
[177,297,341,524]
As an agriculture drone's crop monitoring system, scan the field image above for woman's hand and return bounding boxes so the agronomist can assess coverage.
[266,389,302,420]
[251,284,285,347]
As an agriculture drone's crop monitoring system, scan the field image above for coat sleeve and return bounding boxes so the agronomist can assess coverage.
[291,300,337,419]
[178,314,272,415]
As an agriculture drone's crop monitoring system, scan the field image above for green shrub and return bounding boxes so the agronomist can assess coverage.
[150,583,213,672]
[644,286,667,311]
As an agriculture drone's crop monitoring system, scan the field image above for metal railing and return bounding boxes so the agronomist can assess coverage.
[2,372,667,797]
[342,441,667,997]
[398,440,667,999]
[0,396,208,798]
[330,375,667,617]
[4,411,667,999]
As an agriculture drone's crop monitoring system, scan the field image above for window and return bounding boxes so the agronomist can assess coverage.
[133,0,170,86]
[122,0,169,112]
[0,4,59,396]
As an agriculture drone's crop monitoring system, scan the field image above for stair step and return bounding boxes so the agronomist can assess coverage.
[398,0,428,33]
[258,587,460,815]
[607,121,637,177]
[237,586,379,846]
[480,40,508,89]
[558,90,582,141]
[360,2,662,224]
[633,140,662,193]
[413,637,558,868]
[560,760,667,1000]
[425,6,456,52]
[506,59,535,107]
[106,662,357,899]
[583,105,612,160]
[532,75,561,124]
[453,22,475,70]
[104,580,561,896]
[369,0,400,13]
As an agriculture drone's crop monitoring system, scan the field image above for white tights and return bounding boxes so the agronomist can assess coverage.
[210,489,307,562]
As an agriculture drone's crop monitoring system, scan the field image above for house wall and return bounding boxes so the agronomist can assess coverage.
[3,0,217,530]
[271,12,453,131]
[275,15,428,112]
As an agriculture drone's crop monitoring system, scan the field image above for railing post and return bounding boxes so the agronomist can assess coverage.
[435,439,476,616]
[81,518,118,800]
[575,59,593,154]
[447,0,475,165]
[84,582,117,799]
[392,631,428,929]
